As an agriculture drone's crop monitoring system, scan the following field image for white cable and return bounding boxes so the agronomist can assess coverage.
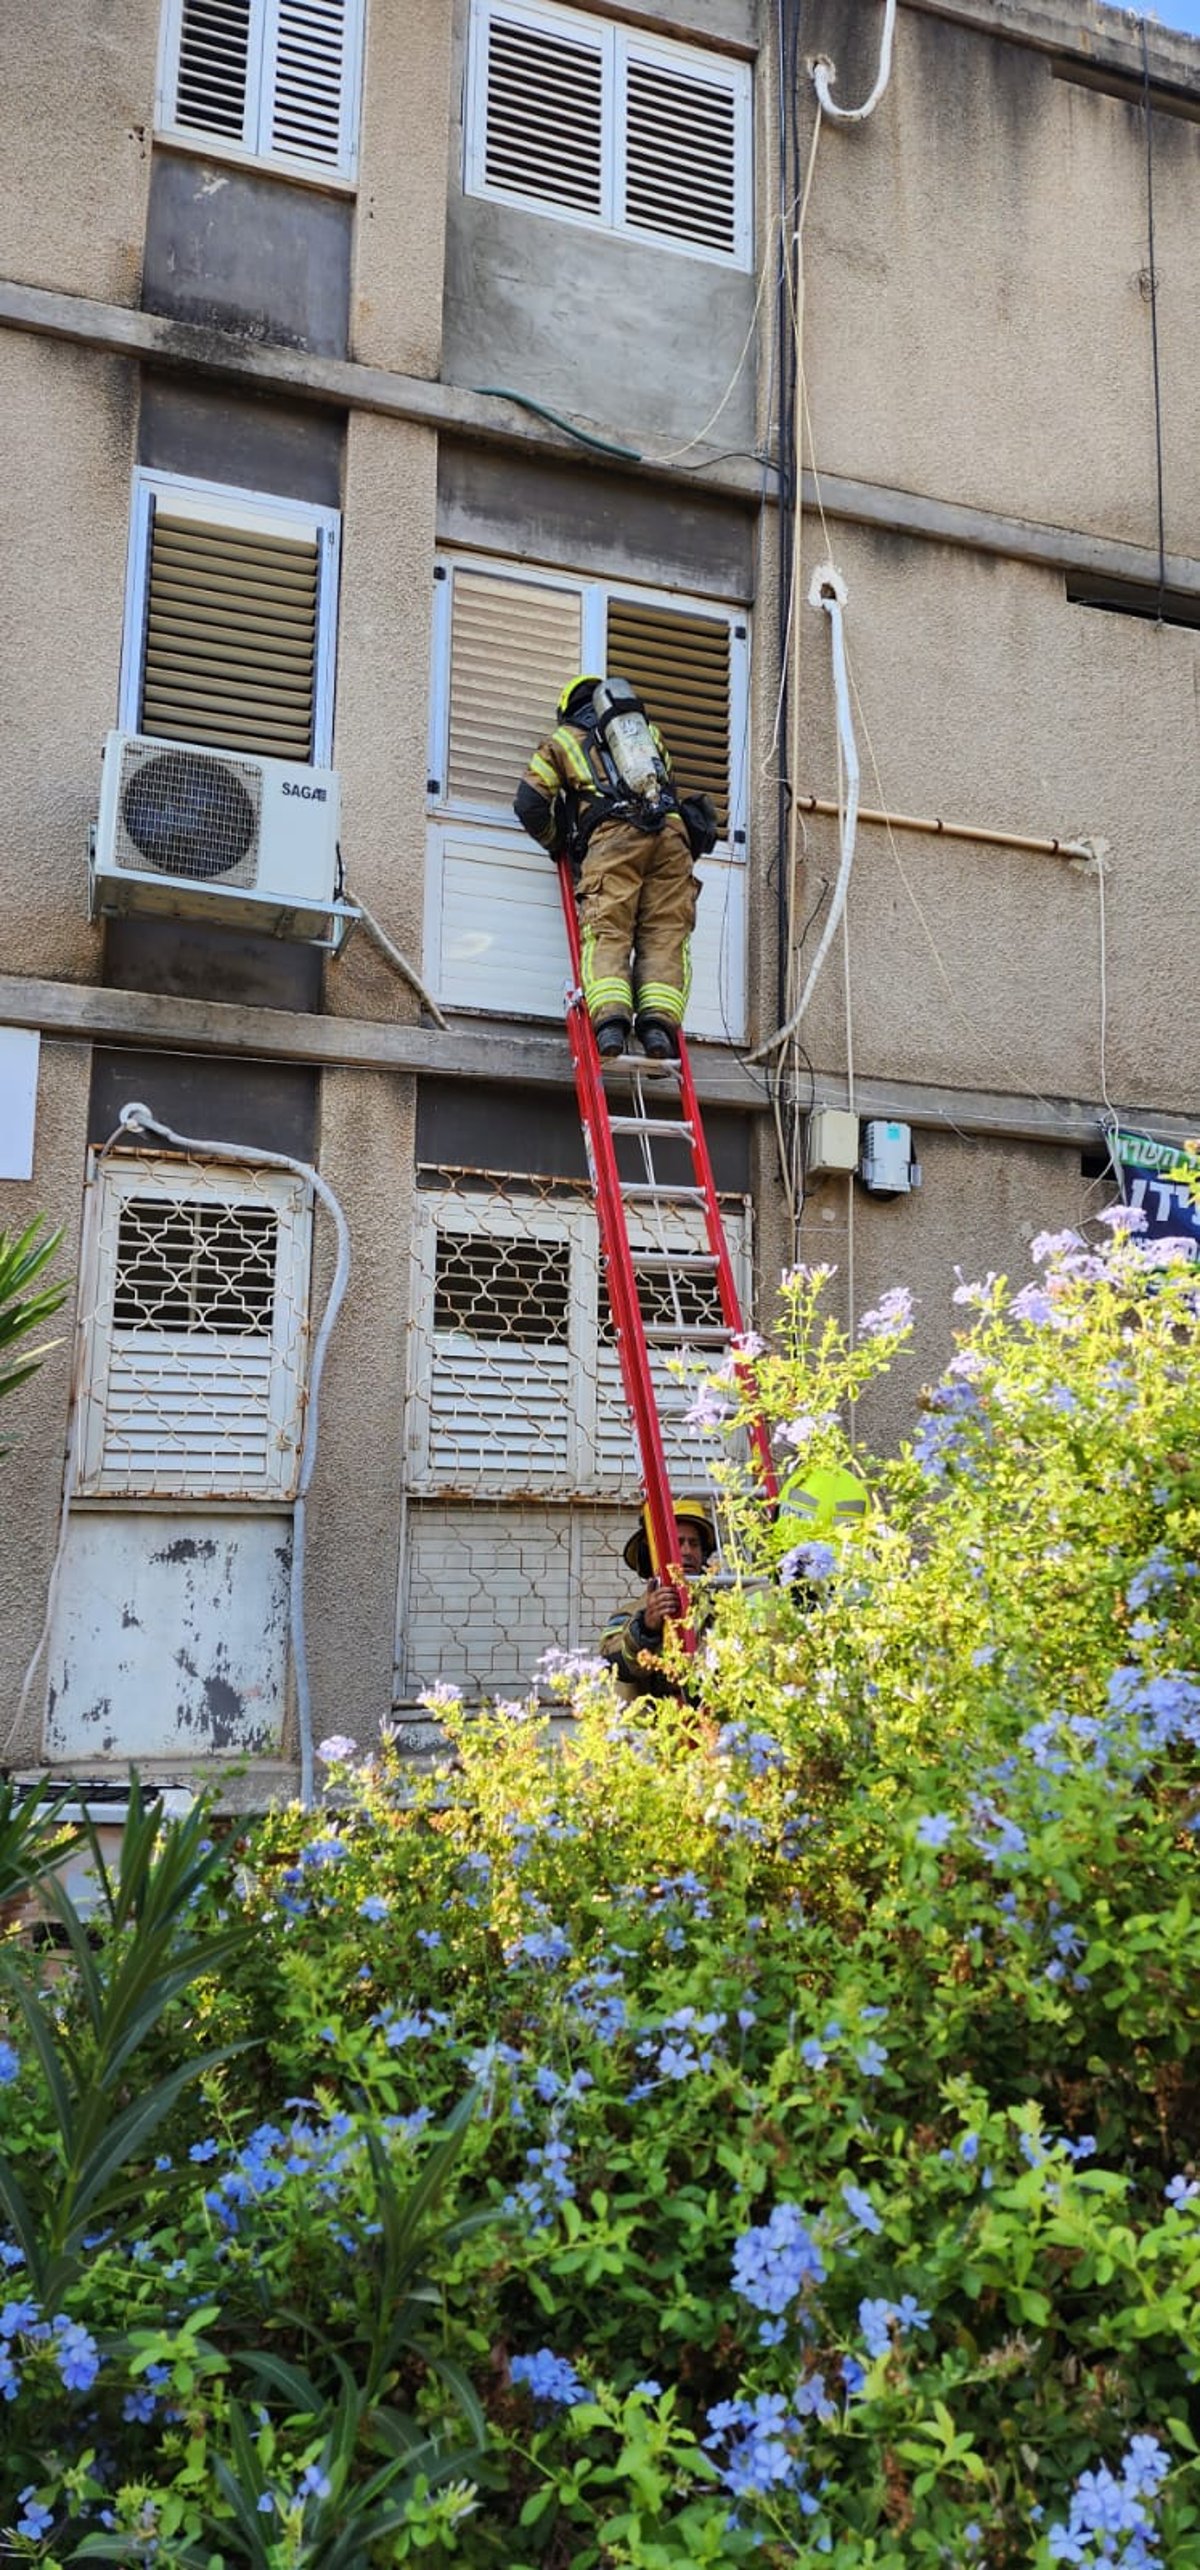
[812,0,897,123]
[11,1107,352,1809]
[350,891,449,1030]
[750,566,860,1063]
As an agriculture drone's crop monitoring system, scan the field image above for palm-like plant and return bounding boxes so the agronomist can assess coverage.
[0,1218,68,1407]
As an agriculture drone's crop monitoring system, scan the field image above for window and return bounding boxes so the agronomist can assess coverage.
[465,0,752,268]
[425,554,749,1037]
[120,473,340,764]
[406,1181,748,1495]
[157,0,365,179]
[76,1155,313,1499]
[397,1171,749,1699]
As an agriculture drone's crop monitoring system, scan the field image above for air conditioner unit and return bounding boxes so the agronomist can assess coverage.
[89,730,357,948]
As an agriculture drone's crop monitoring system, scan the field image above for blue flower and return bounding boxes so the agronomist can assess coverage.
[855,2040,889,2077]
[16,2491,53,2541]
[0,2346,21,2401]
[859,2294,930,2360]
[915,1813,954,1849]
[0,2041,18,2086]
[731,2202,824,2320]
[189,2137,220,2164]
[631,2377,663,2400]
[297,2464,332,2501]
[1164,2173,1199,2207]
[842,2180,883,2235]
[54,2316,100,2393]
[357,1894,389,1922]
[0,2299,38,2338]
[511,2348,588,2407]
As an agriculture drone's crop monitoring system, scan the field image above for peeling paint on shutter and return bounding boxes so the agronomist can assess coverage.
[446,569,582,806]
[78,1161,311,1501]
[172,0,255,142]
[605,598,732,833]
[481,9,606,216]
[139,512,320,760]
[622,53,740,259]
[264,0,354,168]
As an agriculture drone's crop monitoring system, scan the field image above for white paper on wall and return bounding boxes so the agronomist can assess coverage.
[0,1029,40,1181]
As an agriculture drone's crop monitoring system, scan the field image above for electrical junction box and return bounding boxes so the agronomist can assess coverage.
[807,1106,860,1174]
[860,1119,922,1196]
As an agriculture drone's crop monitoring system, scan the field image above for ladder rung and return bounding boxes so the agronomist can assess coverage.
[599,1054,680,1080]
[636,1252,719,1272]
[619,1183,707,1203]
[609,1115,694,1139]
[642,1324,732,1346]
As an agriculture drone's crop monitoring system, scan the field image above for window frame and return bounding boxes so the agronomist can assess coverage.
[155,0,365,184]
[463,0,753,270]
[427,551,750,859]
[406,1181,750,1498]
[75,1152,314,1503]
[119,469,342,767]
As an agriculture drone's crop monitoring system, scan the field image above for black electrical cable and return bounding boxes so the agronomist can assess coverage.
[1139,21,1168,621]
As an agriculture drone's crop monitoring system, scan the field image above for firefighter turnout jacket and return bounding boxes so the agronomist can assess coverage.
[515,706,700,1034]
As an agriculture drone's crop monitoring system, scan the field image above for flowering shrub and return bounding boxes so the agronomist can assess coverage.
[3,1217,1200,2561]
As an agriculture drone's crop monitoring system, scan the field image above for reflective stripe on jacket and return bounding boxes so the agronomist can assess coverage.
[515,718,672,852]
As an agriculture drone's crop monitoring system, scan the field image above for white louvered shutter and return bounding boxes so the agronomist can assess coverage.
[606,596,733,836]
[445,568,582,807]
[476,5,606,217]
[78,1160,311,1501]
[162,0,361,174]
[413,1207,575,1486]
[138,502,323,761]
[262,0,358,169]
[171,0,257,143]
[621,48,746,262]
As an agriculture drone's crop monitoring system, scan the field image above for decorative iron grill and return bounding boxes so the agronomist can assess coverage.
[398,1167,749,1707]
[79,1156,312,1502]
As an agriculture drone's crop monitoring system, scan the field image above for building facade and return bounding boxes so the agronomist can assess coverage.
[2,0,1198,1787]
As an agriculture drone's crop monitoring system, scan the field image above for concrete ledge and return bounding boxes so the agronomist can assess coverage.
[5,973,1197,1144]
[0,972,768,1110]
[5,279,1200,595]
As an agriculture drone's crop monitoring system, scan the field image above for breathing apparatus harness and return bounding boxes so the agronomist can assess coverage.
[563,679,678,863]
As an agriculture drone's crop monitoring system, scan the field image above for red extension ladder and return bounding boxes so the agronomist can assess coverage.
[556,861,777,1643]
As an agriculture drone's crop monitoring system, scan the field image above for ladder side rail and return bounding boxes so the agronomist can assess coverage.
[676,1031,778,1502]
[556,863,694,1634]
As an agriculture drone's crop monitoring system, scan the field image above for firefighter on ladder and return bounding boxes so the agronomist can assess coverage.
[600,1497,718,1701]
[514,674,718,1060]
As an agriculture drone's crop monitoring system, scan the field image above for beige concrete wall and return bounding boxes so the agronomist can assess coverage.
[4,337,135,982]
[302,1065,417,1752]
[0,0,156,304]
[0,1040,91,1769]
[798,2,1200,553]
[778,1128,1093,1455]
[351,0,453,374]
[328,412,439,1024]
[791,521,1200,1112]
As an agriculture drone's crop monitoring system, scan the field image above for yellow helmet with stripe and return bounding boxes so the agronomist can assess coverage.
[623,1496,718,1577]
[777,1462,870,1537]
[558,673,603,720]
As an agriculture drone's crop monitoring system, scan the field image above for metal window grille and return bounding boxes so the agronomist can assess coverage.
[398,1168,750,1707]
[77,1154,313,1500]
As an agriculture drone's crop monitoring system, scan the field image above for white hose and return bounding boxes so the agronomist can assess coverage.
[750,566,860,1063]
[12,1105,352,1808]
[350,891,449,1030]
[812,0,897,123]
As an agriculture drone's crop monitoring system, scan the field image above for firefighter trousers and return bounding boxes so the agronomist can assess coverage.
[577,814,697,1030]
